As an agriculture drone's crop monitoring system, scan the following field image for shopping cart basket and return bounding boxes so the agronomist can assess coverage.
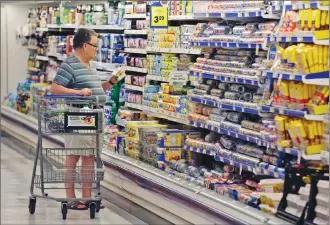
[29,95,105,219]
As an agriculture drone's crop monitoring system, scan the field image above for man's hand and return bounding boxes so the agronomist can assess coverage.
[77,88,92,96]
[109,75,118,84]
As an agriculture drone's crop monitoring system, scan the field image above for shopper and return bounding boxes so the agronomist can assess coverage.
[50,28,117,210]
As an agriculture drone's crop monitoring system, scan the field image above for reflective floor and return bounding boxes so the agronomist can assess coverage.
[1,142,145,224]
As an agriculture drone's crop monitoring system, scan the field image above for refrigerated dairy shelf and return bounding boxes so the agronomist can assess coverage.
[264,71,330,85]
[146,47,201,55]
[0,105,289,225]
[261,105,326,121]
[190,71,260,86]
[190,41,263,49]
[122,66,148,73]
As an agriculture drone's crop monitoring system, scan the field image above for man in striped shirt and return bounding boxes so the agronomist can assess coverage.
[51,28,116,210]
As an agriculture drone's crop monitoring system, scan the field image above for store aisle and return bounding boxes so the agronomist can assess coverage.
[0,142,137,225]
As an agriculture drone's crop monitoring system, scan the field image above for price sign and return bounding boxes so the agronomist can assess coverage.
[150,5,168,28]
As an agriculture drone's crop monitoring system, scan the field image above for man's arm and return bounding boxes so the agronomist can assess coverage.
[101,81,112,91]
[101,75,118,91]
[50,83,79,95]
[51,83,92,96]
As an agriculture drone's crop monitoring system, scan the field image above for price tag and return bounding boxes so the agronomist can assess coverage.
[230,160,234,166]
[298,37,303,42]
[238,12,243,17]
[286,37,292,42]
[150,5,168,28]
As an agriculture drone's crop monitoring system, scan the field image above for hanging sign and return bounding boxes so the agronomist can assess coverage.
[150,4,168,28]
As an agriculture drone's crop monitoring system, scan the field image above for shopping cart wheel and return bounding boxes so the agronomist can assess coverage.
[61,202,68,220]
[29,197,36,214]
[89,202,96,219]
[96,201,101,213]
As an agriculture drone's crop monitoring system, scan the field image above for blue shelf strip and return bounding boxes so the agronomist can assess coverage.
[220,104,260,115]
[189,120,267,147]
[214,155,285,179]
[190,71,259,86]
[276,147,301,157]
[194,11,262,18]
[265,71,329,82]
[190,96,219,107]
[284,2,318,10]
[190,96,260,115]
[191,41,262,49]
[267,36,314,43]
[185,145,215,156]
[261,105,307,118]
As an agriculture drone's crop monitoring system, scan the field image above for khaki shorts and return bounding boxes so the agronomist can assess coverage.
[64,135,98,156]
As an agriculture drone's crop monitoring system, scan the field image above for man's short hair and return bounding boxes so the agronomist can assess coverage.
[73,28,98,49]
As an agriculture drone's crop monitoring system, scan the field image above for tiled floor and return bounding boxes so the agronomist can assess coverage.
[1,143,137,224]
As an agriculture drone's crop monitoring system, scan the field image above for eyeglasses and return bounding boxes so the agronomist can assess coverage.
[86,42,98,50]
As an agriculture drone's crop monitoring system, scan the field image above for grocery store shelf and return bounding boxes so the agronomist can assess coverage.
[168,15,195,20]
[46,24,124,30]
[36,55,49,61]
[146,75,170,82]
[122,66,148,73]
[125,84,144,92]
[190,96,261,115]
[47,52,67,61]
[214,155,285,179]
[90,61,121,72]
[125,102,143,110]
[190,71,259,86]
[191,41,263,49]
[185,145,215,156]
[266,34,329,45]
[1,104,289,225]
[186,141,286,179]
[146,47,201,55]
[190,120,268,147]
[36,27,48,32]
[124,14,147,19]
[261,105,326,121]
[124,48,147,54]
[264,71,330,86]
[124,30,148,35]
[321,151,329,165]
[102,151,288,225]
[143,107,190,125]
[194,11,262,18]
[115,115,127,127]
[27,67,39,72]
[282,1,327,10]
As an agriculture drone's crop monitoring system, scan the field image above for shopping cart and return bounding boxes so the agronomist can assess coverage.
[29,95,105,219]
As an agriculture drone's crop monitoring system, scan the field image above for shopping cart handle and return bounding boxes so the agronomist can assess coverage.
[44,94,84,98]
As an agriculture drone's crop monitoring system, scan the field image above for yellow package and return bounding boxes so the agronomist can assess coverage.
[164,148,182,161]
[162,94,171,103]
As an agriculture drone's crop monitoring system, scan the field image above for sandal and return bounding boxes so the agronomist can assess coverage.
[67,201,88,210]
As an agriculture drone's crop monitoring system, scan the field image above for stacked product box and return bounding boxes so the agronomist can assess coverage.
[147,53,194,77]
[168,0,193,17]
[125,121,167,159]
[148,25,195,49]
[143,83,190,117]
